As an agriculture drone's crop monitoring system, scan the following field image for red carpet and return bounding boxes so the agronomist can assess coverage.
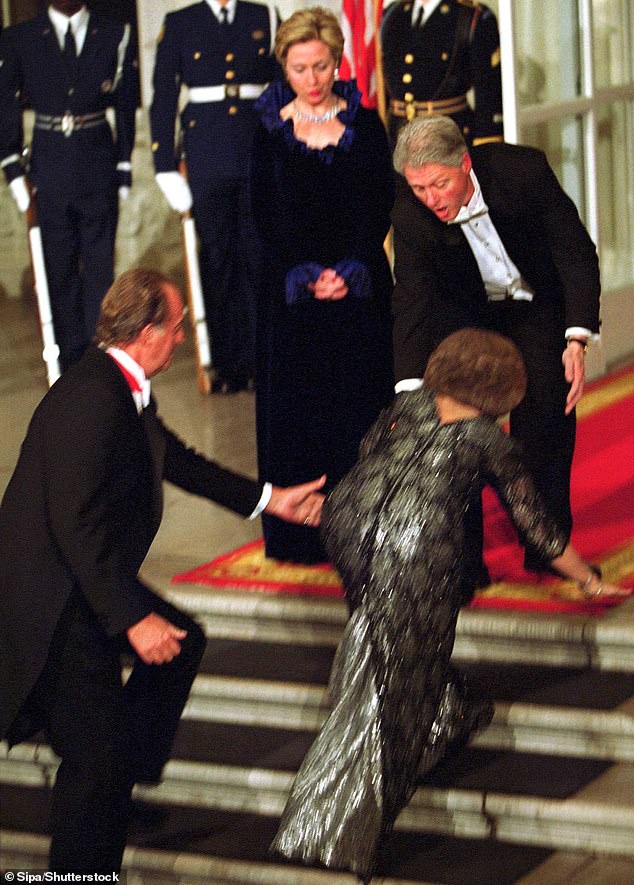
[173,363,634,614]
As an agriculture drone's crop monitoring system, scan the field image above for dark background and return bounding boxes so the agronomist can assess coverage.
[2,1,137,29]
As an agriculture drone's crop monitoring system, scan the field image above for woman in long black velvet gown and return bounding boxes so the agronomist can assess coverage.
[251,8,395,564]
[271,330,627,881]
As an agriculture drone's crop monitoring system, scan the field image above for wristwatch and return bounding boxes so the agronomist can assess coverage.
[567,337,588,353]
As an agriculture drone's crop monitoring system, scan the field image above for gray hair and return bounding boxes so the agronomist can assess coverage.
[393,116,468,174]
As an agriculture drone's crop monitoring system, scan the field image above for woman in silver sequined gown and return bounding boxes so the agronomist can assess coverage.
[271,330,572,881]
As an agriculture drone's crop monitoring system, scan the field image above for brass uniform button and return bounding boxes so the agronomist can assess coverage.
[404,53,414,64]
[402,73,412,84]
[225,70,235,80]
[258,47,266,55]
[404,92,414,102]
[228,105,238,115]
[152,141,159,152]
[194,51,201,60]
[225,52,234,62]
[188,119,196,127]
[441,52,449,62]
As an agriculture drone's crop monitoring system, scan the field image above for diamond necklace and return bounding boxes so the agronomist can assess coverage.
[293,98,340,124]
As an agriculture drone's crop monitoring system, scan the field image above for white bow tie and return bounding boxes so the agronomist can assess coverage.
[450,199,489,225]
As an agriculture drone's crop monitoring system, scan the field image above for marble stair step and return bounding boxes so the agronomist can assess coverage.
[166,587,634,670]
[189,642,634,708]
[173,668,634,763]
[0,785,567,885]
[3,748,634,856]
[170,721,615,796]
[193,639,634,705]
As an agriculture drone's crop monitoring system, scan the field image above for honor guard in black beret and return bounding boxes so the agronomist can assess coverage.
[380,0,503,147]
[150,0,279,394]
[0,1,138,371]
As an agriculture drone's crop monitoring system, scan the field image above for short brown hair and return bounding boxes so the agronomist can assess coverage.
[275,7,344,68]
[393,116,468,174]
[96,267,172,347]
[424,329,527,416]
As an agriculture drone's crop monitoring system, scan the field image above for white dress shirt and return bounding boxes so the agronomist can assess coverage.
[411,0,443,27]
[48,5,90,55]
[449,170,535,303]
[107,347,151,414]
[206,0,238,25]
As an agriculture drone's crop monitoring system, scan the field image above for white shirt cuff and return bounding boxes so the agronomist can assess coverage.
[395,378,424,394]
[566,327,599,343]
[249,482,272,519]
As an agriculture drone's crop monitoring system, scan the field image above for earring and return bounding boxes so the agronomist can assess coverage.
[334,67,339,79]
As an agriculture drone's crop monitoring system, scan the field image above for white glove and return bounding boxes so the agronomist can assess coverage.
[155,171,193,213]
[118,186,130,201]
[9,176,31,213]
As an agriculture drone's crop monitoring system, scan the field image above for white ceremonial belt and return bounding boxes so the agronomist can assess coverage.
[1,153,21,169]
[188,84,266,103]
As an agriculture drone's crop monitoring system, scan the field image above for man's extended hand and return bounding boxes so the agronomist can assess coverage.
[127,612,187,665]
[562,340,586,414]
[266,475,327,527]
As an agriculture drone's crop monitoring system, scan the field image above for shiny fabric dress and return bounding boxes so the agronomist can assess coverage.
[251,80,395,564]
[271,387,568,880]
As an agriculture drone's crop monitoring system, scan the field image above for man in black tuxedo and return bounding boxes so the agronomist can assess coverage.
[391,116,600,579]
[0,268,325,873]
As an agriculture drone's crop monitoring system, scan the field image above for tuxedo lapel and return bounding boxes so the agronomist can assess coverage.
[141,399,165,538]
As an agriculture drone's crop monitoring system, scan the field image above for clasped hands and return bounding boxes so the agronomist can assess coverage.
[308,268,348,301]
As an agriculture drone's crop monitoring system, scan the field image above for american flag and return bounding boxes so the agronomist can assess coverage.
[339,0,383,109]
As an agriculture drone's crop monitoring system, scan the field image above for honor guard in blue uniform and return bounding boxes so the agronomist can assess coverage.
[150,0,278,394]
[0,1,138,371]
[380,0,503,148]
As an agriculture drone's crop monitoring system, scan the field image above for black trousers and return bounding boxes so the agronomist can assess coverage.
[37,187,118,371]
[192,177,261,382]
[487,296,575,543]
[31,590,205,873]
[462,295,575,591]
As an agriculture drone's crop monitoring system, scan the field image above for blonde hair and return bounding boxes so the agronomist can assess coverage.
[275,7,344,68]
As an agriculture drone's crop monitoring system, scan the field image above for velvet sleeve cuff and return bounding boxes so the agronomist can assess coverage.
[284,262,324,305]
